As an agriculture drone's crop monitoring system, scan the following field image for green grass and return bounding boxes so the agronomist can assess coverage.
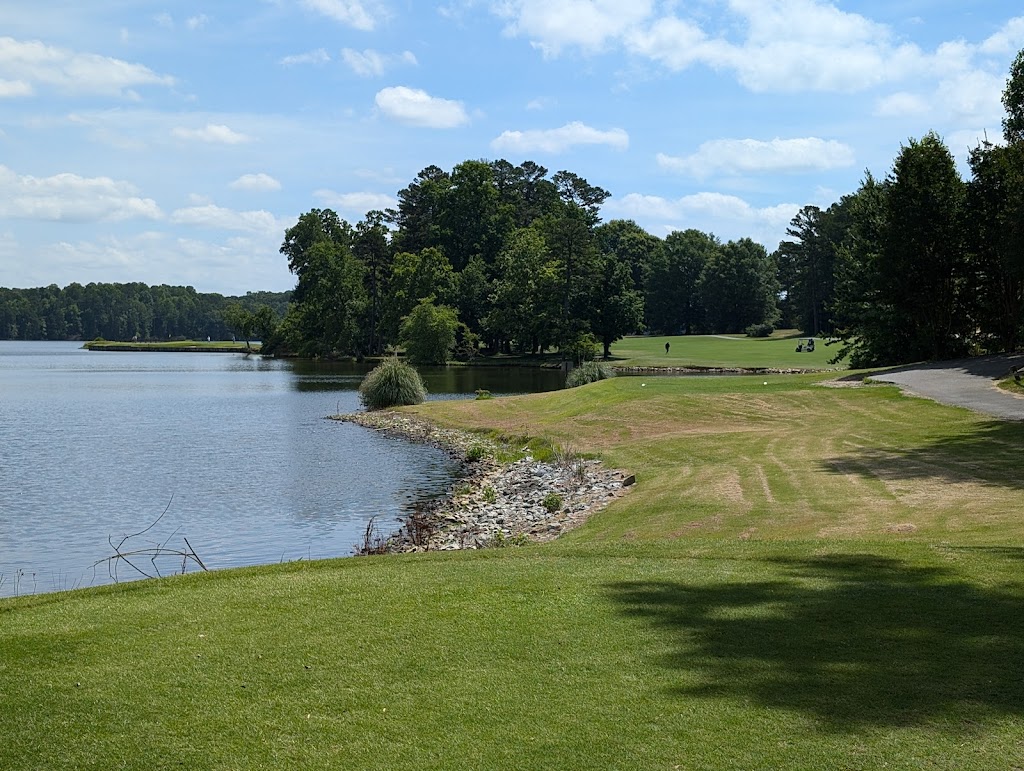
[4,370,1024,769]
[998,376,1024,395]
[610,331,847,370]
[83,340,258,352]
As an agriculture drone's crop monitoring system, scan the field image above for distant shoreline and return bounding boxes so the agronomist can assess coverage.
[82,341,259,353]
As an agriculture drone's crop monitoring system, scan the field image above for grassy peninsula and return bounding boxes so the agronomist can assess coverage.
[3,372,1023,769]
[83,339,260,353]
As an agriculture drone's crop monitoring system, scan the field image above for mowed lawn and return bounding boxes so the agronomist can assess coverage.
[3,374,1024,769]
[611,331,846,370]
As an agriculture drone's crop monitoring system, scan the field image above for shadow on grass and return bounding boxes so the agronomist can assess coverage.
[820,419,1024,491]
[606,553,1024,731]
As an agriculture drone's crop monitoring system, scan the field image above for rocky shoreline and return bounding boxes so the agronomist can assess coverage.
[330,411,634,553]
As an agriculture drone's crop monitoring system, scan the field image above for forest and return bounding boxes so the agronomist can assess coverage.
[4,50,1022,369]
[0,283,289,343]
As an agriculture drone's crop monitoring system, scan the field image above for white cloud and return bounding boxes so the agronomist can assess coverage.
[314,189,396,212]
[155,12,174,28]
[229,173,282,192]
[301,0,381,31]
[874,92,931,118]
[375,86,469,128]
[0,78,32,97]
[15,231,293,295]
[980,16,1024,55]
[279,48,331,66]
[186,14,210,31]
[0,36,175,97]
[489,1,1014,98]
[607,191,800,248]
[493,0,656,55]
[170,204,285,235]
[657,137,855,178]
[172,124,252,144]
[0,165,163,223]
[341,48,417,77]
[491,121,628,153]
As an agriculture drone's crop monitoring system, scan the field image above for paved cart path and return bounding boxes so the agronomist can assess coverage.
[870,354,1024,421]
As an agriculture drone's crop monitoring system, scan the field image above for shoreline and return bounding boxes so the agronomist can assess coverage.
[330,411,635,552]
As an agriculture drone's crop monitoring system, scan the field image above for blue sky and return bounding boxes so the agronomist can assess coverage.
[1,1,1022,295]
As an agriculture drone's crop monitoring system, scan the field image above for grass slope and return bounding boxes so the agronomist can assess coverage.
[83,340,258,352]
[610,332,846,370]
[4,373,1024,769]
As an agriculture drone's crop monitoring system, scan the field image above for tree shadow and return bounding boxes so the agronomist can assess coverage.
[820,419,1024,491]
[605,553,1024,732]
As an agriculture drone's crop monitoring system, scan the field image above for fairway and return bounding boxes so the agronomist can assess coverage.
[3,371,1024,769]
[610,331,846,370]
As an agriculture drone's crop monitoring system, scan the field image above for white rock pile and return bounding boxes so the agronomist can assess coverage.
[331,411,634,553]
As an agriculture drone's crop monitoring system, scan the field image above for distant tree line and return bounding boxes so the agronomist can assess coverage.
[0,282,290,342]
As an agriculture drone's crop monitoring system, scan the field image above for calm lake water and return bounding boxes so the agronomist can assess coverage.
[0,342,563,597]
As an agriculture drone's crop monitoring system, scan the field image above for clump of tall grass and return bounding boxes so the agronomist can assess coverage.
[358,357,427,410]
[565,361,616,388]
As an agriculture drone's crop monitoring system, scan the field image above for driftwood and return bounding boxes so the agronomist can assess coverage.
[93,496,208,583]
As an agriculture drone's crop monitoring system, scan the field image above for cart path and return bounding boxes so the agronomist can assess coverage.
[870,354,1024,421]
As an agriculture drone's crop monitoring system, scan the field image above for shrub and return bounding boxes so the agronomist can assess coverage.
[482,485,497,504]
[565,361,616,388]
[474,389,493,400]
[745,322,774,338]
[466,445,487,462]
[358,357,427,410]
[542,493,562,512]
[564,333,598,365]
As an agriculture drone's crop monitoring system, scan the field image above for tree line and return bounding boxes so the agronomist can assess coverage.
[265,163,780,362]
[0,282,290,342]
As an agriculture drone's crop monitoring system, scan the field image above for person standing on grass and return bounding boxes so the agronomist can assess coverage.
[665,342,670,354]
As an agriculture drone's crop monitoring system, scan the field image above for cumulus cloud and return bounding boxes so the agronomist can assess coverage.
[301,0,381,30]
[314,189,396,212]
[375,86,469,128]
[493,0,656,55]
[489,0,1015,102]
[491,121,628,153]
[980,16,1024,55]
[0,165,163,223]
[170,204,284,235]
[874,92,931,118]
[279,48,331,66]
[186,14,209,30]
[172,124,252,144]
[657,137,855,178]
[229,173,282,192]
[607,191,800,248]
[0,36,175,97]
[341,48,417,77]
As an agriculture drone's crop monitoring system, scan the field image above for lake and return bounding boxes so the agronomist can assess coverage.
[0,342,563,597]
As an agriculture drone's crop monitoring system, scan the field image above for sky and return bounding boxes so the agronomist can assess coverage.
[1,1,1022,295]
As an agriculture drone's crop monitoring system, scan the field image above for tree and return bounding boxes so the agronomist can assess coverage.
[400,299,458,365]
[485,227,555,353]
[352,210,392,355]
[775,205,841,335]
[380,247,456,345]
[698,238,779,333]
[595,219,662,292]
[646,229,718,334]
[589,252,644,358]
[222,303,255,349]
[881,132,969,361]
